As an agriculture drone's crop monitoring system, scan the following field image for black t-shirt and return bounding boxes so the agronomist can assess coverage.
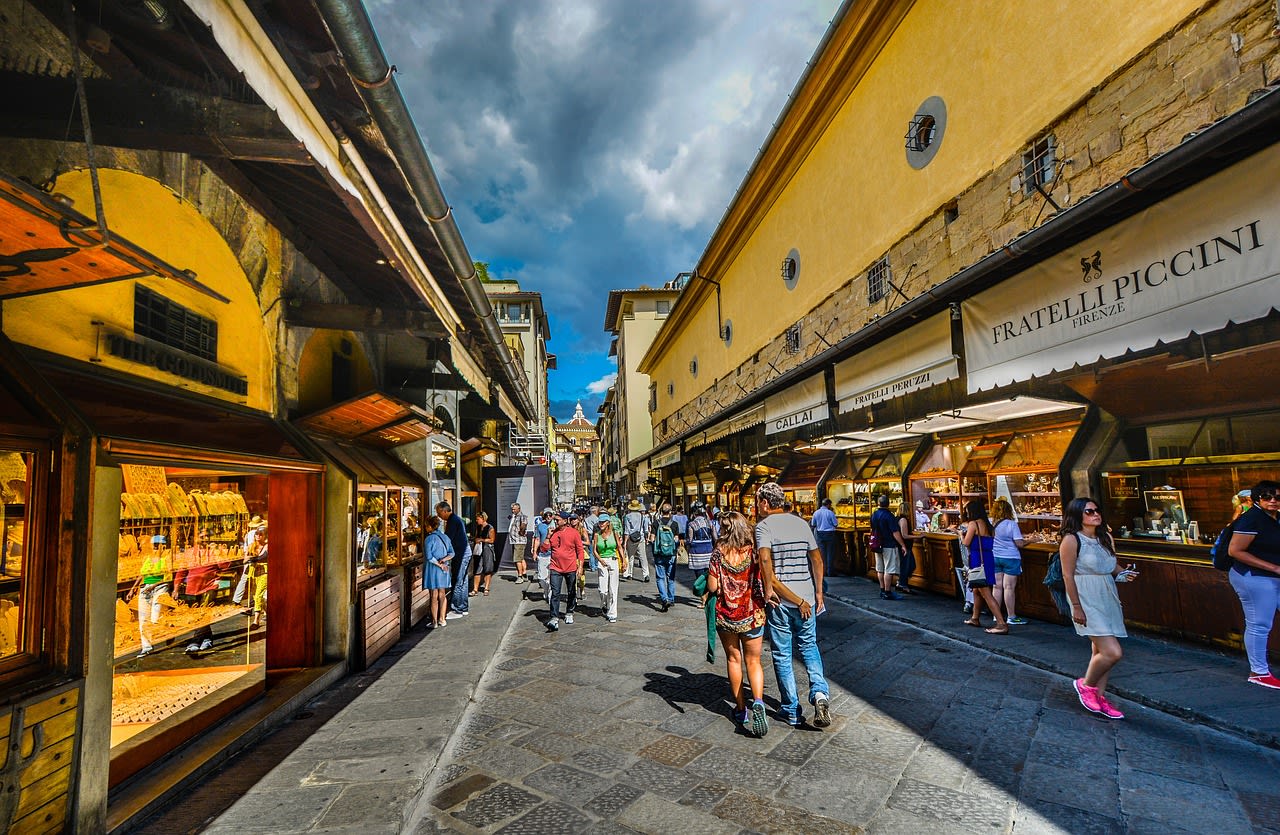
[871,508,900,548]
[1232,505,1280,578]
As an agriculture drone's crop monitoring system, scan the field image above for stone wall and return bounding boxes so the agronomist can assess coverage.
[654,0,1279,448]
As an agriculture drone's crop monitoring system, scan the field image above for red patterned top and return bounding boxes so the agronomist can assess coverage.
[710,546,767,633]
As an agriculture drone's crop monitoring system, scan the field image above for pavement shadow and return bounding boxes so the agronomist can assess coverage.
[642,664,735,715]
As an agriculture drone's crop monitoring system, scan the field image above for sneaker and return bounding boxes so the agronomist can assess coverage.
[185,643,200,653]
[660,601,669,612]
[1096,695,1125,720]
[445,610,467,620]
[1007,616,1029,625]
[642,575,651,583]
[546,619,559,632]
[1248,673,1280,689]
[879,590,890,600]
[199,638,213,651]
[1073,678,1104,715]
[606,616,617,623]
[963,602,974,615]
[785,715,805,728]
[884,591,903,601]
[732,708,748,725]
[137,648,152,658]
[749,700,769,737]
[813,695,832,728]
[565,613,574,625]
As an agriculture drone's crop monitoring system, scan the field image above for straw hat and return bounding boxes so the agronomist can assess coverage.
[248,515,266,529]
[627,499,642,511]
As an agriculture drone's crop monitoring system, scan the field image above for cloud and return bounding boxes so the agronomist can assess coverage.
[366,0,841,404]
[586,372,617,395]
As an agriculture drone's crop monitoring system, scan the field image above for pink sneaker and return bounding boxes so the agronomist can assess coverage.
[1248,673,1280,690]
[1073,678,1103,715]
[1096,695,1125,720]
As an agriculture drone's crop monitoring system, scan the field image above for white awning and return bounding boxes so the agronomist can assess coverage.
[834,312,958,411]
[764,374,829,435]
[694,403,765,448]
[651,446,681,468]
[963,142,1280,393]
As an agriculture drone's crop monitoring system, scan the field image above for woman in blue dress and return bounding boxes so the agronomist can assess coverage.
[423,515,454,628]
[962,499,1008,635]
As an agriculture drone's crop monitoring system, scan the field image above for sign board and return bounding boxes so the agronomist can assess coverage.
[963,143,1280,392]
[121,464,169,495]
[1106,475,1139,499]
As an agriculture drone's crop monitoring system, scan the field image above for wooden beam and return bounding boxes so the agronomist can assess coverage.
[0,71,309,164]
[282,301,448,338]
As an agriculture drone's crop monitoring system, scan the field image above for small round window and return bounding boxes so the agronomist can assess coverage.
[905,96,947,169]
[721,319,733,347]
[781,248,801,291]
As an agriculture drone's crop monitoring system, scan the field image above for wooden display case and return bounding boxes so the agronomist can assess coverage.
[909,436,1007,532]
[987,424,1078,546]
[356,486,422,571]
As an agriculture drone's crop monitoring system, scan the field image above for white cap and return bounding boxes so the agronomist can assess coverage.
[915,500,924,508]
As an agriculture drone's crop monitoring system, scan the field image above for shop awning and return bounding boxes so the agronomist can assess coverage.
[765,374,829,436]
[693,403,765,449]
[0,171,228,303]
[294,391,441,448]
[834,312,958,411]
[650,446,681,469]
[778,449,838,490]
[963,142,1280,393]
[34,360,320,471]
[314,438,424,489]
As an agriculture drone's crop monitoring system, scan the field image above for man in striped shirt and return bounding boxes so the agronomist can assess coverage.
[755,482,832,729]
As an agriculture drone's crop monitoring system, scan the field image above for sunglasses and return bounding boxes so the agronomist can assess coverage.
[1083,507,1101,515]
[1256,491,1279,501]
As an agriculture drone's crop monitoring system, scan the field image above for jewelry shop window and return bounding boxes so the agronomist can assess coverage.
[0,449,38,664]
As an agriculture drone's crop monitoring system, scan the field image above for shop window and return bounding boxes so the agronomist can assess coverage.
[1022,134,1057,195]
[134,285,218,362]
[356,487,423,572]
[867,258,890,304]
[0,450,35,665]
[112,465,269,774]
[1100,408,1280,552]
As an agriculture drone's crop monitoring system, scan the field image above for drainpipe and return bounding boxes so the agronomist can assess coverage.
[313,0,536,423]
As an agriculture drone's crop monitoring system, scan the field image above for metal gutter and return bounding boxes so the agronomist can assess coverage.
[644,85,1280,461]
[313,0,537,423]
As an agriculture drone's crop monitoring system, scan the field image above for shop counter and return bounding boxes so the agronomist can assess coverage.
[917,533,961,596]
[357,570,402,669]
[403,559,430,628]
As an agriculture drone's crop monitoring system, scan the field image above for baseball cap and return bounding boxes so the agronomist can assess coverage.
[1238,489,1252,498]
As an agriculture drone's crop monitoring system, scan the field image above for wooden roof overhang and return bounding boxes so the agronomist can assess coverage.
[295,390,443,448]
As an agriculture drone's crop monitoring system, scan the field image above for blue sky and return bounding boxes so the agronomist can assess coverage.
[366,0,843,422]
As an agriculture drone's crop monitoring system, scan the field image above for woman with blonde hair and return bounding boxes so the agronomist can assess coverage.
[706,510,770,737]
[990,498,1027,625]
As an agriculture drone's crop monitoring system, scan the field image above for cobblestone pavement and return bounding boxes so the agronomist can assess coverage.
[136,573,1280,834]
[408,578,1280,834]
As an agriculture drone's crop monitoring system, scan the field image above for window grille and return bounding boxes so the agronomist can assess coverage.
[867,258,890,304]
[1022,134,1057,194]
[134,285,217,361]
[785,324,802,355]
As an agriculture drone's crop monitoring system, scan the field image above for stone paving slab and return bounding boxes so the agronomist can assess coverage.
[138,570,1280,834]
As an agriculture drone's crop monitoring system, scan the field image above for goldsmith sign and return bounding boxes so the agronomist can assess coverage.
[105,333,248,396]
[963,143,1280,393]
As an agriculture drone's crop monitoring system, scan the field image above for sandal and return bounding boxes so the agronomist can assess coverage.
[985,626,1009,635]
[483,589,490,596]
[963,619,983,627]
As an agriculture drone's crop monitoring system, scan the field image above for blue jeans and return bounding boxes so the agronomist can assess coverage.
[450,549,473,612]
[549,570,578,620]
[1229,567,1280,675]
[653,557,677,604]
[766,603,828,722]
[815,531,837,592]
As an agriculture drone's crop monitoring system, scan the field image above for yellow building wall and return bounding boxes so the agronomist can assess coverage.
[296,329,376,413]
[649,0,1203,425]
[2,168,276,411]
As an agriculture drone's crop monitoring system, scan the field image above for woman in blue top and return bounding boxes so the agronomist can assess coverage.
[422,515,454,628]
[962,499,1008,635]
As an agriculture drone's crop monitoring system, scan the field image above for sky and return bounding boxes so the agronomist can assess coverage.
[366,0,844,423]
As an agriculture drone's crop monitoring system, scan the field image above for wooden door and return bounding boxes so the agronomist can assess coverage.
[266,471,321,668]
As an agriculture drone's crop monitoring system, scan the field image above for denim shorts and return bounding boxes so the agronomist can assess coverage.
[994,558,1023,576]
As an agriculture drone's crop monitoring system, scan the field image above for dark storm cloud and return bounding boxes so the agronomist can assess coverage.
[366,0,841,402]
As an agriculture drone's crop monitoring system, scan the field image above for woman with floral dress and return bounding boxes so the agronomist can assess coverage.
[706,510,770,737]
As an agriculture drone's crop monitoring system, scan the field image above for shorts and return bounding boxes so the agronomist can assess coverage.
[994,558,1022,576]
[876,547,901,576]
[512,542,528,562]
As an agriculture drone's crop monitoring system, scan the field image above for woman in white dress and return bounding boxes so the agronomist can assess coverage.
[1060,497,1139,719]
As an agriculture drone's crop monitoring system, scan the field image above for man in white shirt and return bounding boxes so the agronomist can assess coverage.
[755,482,832,729]
[508,503,530,584]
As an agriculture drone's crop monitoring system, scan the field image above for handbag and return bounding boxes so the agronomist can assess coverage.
[967,564,987,583]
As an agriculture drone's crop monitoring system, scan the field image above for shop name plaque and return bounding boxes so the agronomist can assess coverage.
[105,333,248,396]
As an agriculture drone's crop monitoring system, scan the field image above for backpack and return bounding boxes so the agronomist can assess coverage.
[625,512,644,542]
[1043,533,1076,617]
[654,522,677,557]
[1210,521,1236,571]
[688,518,714,551]
[867,532,881,553]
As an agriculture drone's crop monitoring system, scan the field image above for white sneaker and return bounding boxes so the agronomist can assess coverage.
[185,643,200,653]
[199,638,213,651]
[566,613,574,625]
[546,619,559,632]
[445,610,467,620]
